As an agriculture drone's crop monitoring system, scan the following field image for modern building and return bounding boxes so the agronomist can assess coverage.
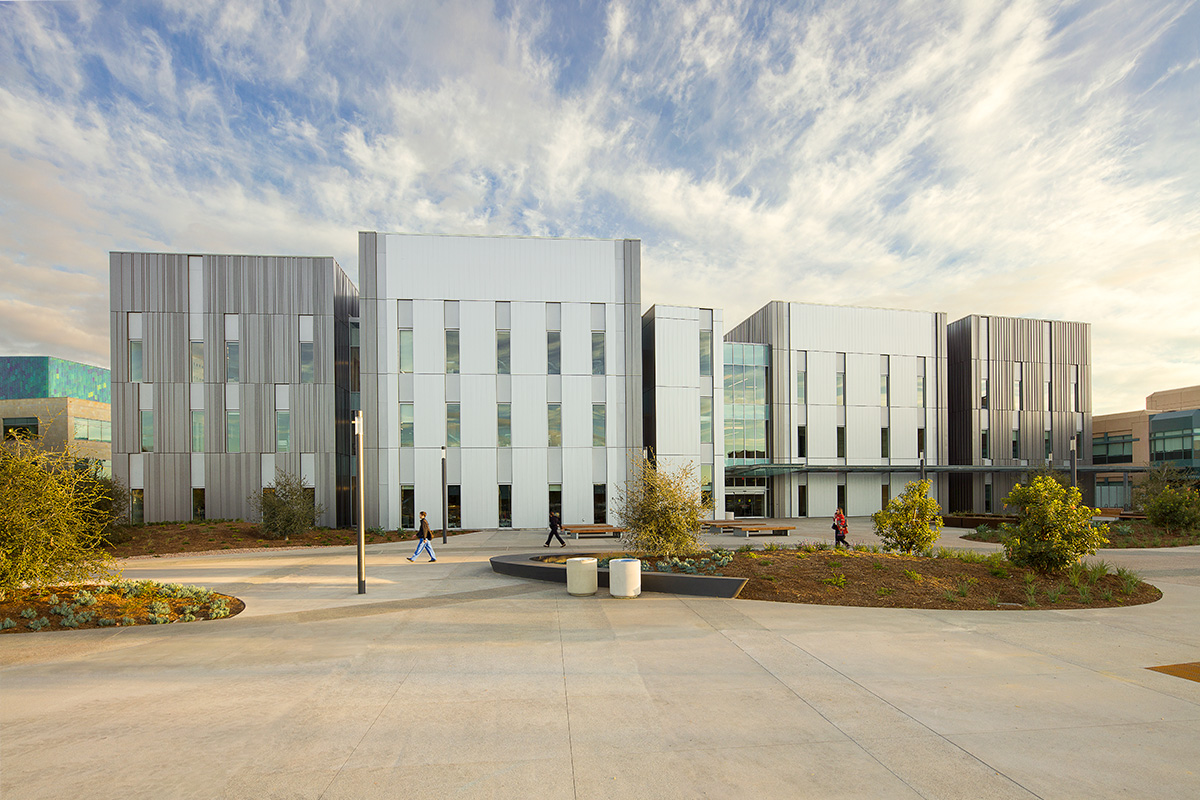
[109,252,358,525]
[357,232,643,530]
[641,305,724,513]
[0,356,113,472]
[723,301,949,518]
[1093,384,1200,507]
[948,315,1092,512]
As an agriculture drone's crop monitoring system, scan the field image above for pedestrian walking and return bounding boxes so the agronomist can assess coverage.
[544,511,566,547]
[832,507,849,548]
[407,511,437,562]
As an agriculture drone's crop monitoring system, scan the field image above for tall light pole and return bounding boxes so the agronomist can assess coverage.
[441,445,448,545]
[354,410,366,595]
[1069,438,1078,489]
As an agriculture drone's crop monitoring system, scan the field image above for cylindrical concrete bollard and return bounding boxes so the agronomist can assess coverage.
[608,558,642,598]
[566,557,598,596]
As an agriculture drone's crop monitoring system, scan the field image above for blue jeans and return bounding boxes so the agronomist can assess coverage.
[412,539,436,560]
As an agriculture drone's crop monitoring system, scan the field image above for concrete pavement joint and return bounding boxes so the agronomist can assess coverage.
[555,598,580,800]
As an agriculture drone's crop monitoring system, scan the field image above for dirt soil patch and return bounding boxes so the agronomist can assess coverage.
[1,583,245,634]
[545,549,1160,610]
[104,520,477,559]
[963,518,1200,549]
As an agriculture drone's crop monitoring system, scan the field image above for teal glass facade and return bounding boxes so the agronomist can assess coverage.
[0,356,110,403]
[1149,409,1200,470]
[723,342,769,465]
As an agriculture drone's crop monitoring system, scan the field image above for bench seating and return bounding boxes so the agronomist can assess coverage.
[706,522,795,538]
[562,524,626,540]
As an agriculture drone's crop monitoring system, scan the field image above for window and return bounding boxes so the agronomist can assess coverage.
[548,484,562,518]
[448,485,461,528]
[881,484,890,509]
[226,410,240,453]
[880,374,889,407]
[592,331,606,375]
[700,465,713,507]
[4,417,38,440]
[496,330,510,375]
[837,426,846,458]
[796,370,806,404]
[981,430,989,460]
[548,403,562,446]
[836,372,845,406]
[1011,428,1020,459]
[593,403,606,446]
[400,485,415,530]
[399,330,414,373]
[131,489,144,525]
[300,342,314,383]
[497,403,511,447]
[191,410,204,453]
[446,403,460,447]
[984,483,993,513]
[1044,430,1052,460]
[225,342,239,383]
[797,425,807,457]
[499,485,512,528]
[547,331,561,375]
[190,341,204,382]
[881,427,890,458]
[980,377,989,409]
[917,427,926,457]
[593,483,607,524]
[699,397,712,444]
[1013,379,1022,411]
[129,340,144,382]
[797,484,808,517]
[837,483,846,512]
[74,418,88,440]
[916,375,926,407]
[192,488,205,522]
[399,404,414,447]
[445,330,460,374]
[699,330,713,377]
[1044,380,1052,411]
[276,410,291,452]
[140,410,154,453]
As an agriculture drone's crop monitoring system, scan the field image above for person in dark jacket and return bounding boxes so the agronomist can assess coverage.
[544,511,566,547]
[407,511,437,562]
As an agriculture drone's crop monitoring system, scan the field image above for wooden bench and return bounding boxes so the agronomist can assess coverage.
[562,524,626,540]
[706,522,795,538]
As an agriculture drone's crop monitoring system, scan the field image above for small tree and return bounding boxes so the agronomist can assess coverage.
[248,468,324,541]
[871,479,943,554]
[0,438,118,593]
[1132,461,1197,513]
[1143,484,1200,535]
[1000,476,1108,572]
[614,453,712,558]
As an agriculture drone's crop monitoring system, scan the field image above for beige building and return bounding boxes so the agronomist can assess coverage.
[1,356,112,474]
[1093,384,1200,507]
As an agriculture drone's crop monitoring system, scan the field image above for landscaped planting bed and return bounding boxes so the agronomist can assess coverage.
[963,519,1199,549]
[0,580,245,634]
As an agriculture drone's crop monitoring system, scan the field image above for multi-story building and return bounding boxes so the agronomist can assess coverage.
[357,232,643,530]
[1094,384,1200,507]
[109,252,358,525]
[724,301,949,518]
[1,356,113,472]
[641,305,724,514]
[948,315,1092,512]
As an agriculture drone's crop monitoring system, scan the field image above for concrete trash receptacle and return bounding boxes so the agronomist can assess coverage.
[566,557,598,596]
[609,558,642,598]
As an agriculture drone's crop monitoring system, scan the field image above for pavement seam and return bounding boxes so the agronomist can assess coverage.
[680,596,1045,800]
[555,598,580,800]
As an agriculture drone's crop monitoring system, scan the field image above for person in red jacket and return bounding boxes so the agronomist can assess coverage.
[833,508,849,548]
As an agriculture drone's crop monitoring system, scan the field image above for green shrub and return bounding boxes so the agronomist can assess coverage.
[614,453,712,558]
[1143,484,1200,535]
[1000,477,1109,572]
[248,468,325,541]
[871,479,943,554]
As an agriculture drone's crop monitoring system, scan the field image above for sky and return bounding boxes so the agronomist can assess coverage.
[1,0,1197,415]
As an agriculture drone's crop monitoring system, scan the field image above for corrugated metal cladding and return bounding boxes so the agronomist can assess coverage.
[109,251,358,527]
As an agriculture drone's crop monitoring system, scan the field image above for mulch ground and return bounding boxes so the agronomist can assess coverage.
[104,520,476,559]
[962,518,1200,549]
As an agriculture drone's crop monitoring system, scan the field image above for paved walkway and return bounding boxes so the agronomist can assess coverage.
[3,522,1199,799]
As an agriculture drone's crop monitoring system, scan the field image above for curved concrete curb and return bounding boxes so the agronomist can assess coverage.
[489,553,747,598]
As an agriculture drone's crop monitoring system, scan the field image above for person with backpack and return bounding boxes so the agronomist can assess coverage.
[832,507,849,548]
[407,510,437,562]
[544,511,566,547]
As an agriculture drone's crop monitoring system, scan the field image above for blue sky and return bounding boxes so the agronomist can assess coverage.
[1,0,1197,414]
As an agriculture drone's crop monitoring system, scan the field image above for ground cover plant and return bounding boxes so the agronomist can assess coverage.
[966,517,1199,548]
[0,580,245,634]
[543,543,1160,610]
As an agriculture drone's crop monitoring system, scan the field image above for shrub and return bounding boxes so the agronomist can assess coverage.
[1143,484,1200,535]
[1131,461,1196,513]
[614,452,713,558]
[248,468,325,541]
[871,479,943,554]
[1000,476,1109,572]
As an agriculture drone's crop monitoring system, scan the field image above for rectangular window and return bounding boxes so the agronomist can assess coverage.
[300,342,315,384]
[917,428,926,457]
[225,342,240,383]
[276,410,291,453]
[129,341,144,383]
[226,410,241,453]
[699,397,712,444]
[498,485,512,528]
[837,426,846,458]
[981,430,990,460]
[1011,428,1020,459]
[4,417,38,440]
[548,484,562,518]
[984,483,993,513]
[140,410,154,453]
[700,465,713,507]
[191,410,204,453]
[981,377,989,409]
[917,375,926,407]
[446,403,460,447]
[796,371,806,404]
[448,485,461,528]
[797,485,808,517]
[1072,381,1080,413]
[1014,379,1022,411]
[837,484,846,512]
[699,330,713,377]
[881,427,890,458]
[593,403,606,446]
[548,403,562,446]
[797,425,807,457]
[190,341,204,382]
[399,329,414,373]
[445,329,460,374]
[836,372,845,406]
[192,488,205,522]
[131,489,144,526]
[593,483,608,524]
[592,331,606,375]
[399,404,414,448]
[497,403,511,447]
[547,331,561,375]
[1044,430,1052,460]
[880,374,889,407]
[496,330,510,375]
[73,418,88,440]
[400,485,415,530]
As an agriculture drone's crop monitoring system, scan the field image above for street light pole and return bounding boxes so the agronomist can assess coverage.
[441,445,448,545]
[1070,438,1078,489]
[354,410,366,595]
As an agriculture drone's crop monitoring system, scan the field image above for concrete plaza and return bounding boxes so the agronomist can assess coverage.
[2,520,1199,798]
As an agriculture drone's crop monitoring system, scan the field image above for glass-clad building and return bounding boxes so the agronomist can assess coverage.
[724,342,770,516]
